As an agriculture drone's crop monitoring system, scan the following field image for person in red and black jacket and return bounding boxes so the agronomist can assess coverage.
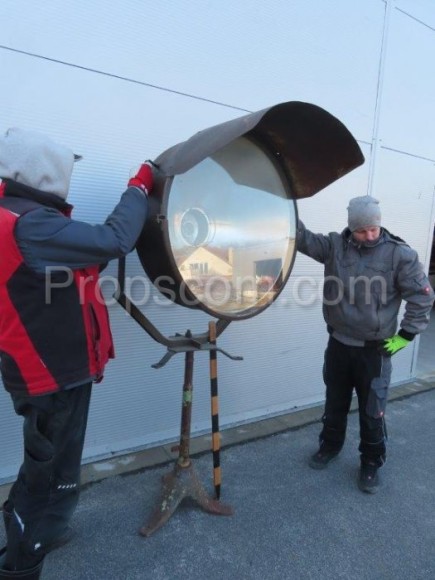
[0,127,154,579]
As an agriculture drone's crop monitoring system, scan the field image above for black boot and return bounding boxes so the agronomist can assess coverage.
[0,547,44,580]
[358,462,380,494]
[1,511,45,576]
[309,444,340,470]
[2,501,73,554]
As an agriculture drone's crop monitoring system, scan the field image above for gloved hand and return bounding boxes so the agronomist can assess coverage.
[128,161,154,195]
[378,330,414,357]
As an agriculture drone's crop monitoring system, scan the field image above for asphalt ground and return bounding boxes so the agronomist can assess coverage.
[1,385,434,579]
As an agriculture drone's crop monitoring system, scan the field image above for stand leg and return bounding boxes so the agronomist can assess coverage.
[140,336,233,538]
[140,462,233,537]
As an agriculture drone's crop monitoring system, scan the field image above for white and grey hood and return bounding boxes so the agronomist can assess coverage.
[0,127,77,200]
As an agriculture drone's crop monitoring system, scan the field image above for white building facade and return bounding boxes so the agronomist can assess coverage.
[1,0,434,483]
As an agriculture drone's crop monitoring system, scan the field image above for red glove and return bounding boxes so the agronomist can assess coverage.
[128,162,154,195]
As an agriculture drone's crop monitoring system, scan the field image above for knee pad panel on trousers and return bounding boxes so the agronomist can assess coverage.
[366,356,392,419]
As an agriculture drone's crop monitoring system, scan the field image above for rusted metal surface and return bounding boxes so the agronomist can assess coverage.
[178,337,194,467]
[140,333,233,538]
[153,100,364,200]
[114,266,235,349]
[140,462,233,537]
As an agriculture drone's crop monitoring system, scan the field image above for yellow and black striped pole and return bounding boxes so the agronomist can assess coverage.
[209,320,221,499]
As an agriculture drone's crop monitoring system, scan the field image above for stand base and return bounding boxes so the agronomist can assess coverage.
[140,460,234,537]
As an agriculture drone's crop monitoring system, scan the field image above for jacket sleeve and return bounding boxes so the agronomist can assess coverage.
[296,219,332,264]
[15,187,148,275]
[395,245,435,335]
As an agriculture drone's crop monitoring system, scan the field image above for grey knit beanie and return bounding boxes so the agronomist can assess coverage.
[347,195,381,232]
[0,127,77,200]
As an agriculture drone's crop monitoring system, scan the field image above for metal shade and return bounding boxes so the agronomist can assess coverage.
[152,100,364,199]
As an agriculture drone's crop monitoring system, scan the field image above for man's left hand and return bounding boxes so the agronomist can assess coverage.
[379,331,413,357]
[128,161,154,195]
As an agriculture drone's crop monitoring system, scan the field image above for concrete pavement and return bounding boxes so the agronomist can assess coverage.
[1,378,435,579]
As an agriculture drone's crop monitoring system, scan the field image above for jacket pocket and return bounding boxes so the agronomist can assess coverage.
[0,350,24,392]
[363,262,394,298]
[23,410,54,493]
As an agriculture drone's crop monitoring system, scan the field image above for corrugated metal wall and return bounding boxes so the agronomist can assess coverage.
[1,0,434,482]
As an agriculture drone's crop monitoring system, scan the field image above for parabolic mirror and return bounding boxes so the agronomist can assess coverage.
[135,101,364,324]
[167,136,297,318]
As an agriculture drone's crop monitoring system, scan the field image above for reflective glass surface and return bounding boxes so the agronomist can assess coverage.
[167,137,297,317]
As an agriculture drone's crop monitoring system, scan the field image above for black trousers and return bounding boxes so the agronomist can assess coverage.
[320,337,391,466]
[4,383,92,570]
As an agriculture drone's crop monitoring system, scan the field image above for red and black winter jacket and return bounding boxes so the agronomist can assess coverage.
[0,188,115,396]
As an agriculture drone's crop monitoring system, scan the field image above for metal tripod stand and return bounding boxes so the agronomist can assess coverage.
[115,258,242,537]
[140,329,237,536]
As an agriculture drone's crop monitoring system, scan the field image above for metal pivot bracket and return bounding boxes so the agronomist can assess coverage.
[152,341,243,369]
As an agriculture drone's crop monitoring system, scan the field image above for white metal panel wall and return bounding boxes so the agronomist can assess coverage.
[380,4,435,160]
[0,0,434,482]
[371,3,435,379]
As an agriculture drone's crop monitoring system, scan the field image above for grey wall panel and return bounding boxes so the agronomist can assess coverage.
[0,390,22,481]
[395,0,435,29]
[380,5,435,160]
[0,0,383,142]
[1,1,434,482]
[372,151,435,260]
[370,150,435,381]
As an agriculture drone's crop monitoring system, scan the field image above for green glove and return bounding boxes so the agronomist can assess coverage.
[379,332,412,357]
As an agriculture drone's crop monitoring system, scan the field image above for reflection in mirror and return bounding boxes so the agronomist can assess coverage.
[167,137,297,317]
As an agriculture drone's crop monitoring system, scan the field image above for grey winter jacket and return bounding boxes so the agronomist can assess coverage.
[297,220,434,345]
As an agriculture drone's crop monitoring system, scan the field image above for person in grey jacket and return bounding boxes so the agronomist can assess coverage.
[0,128,154,579]
[297,195,434,494]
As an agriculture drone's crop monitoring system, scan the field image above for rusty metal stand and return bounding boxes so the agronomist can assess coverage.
[140,335,233,538]
[114,263,242,538]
